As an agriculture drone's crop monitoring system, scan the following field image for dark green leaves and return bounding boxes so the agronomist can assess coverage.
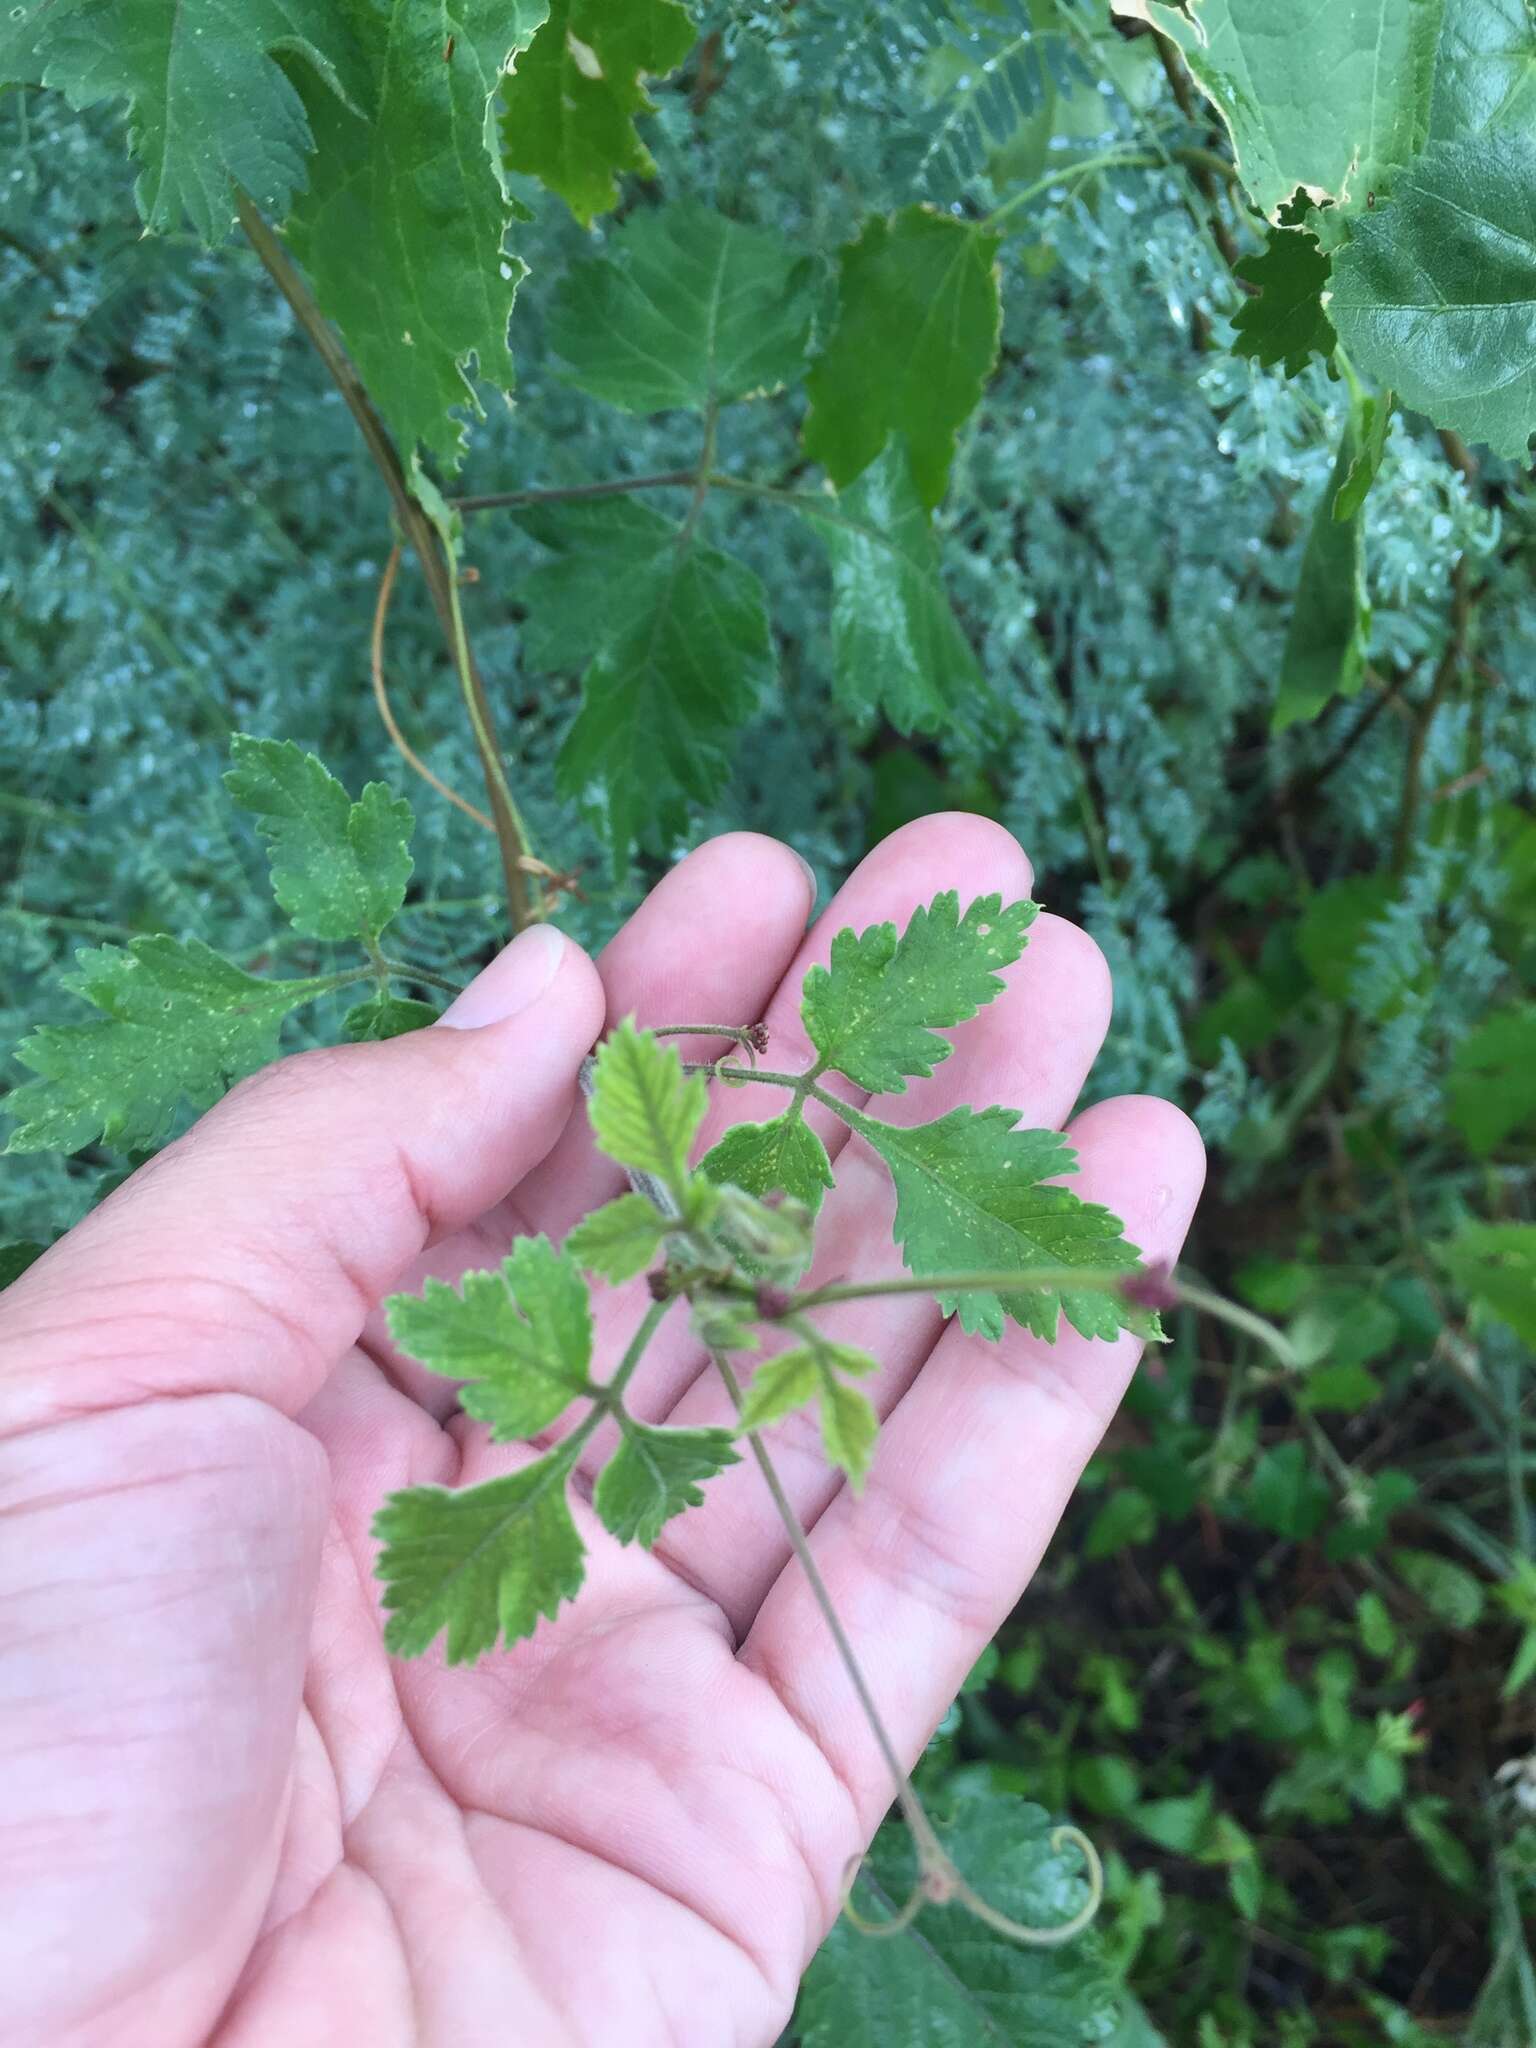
[841,1104,1147,1343]
[1436,1222,1536,1342]
[0,0,364,242]
[549,203,819,412]
[386,1238,594,1439]
[5,938,329,1155]
[798,1789,1117,2045]
[1232,228,1337,378]
[585,1020,707,1208]
[701,1114,835,1216]
[800,443,986,734]
[286,1,549,466]
[594,1421,739,1545]
[1273,410,1370,732]
[804,206,1001,509]
[375,1449,586,1663]
[1330,134,1536,459]
[225,735,413,944]
[802,890,1038,1094]
[1447,1003,1536,1153]
[520,498,773,868]
[500,0,695,227]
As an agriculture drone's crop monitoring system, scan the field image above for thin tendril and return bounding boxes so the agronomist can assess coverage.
[370,544,496,832]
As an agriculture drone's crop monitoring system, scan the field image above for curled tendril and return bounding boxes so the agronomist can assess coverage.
[653,1023,762,1082]
[840,1823,1105,1949]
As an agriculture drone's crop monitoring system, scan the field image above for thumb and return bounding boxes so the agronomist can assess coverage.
[0,923,606,1435]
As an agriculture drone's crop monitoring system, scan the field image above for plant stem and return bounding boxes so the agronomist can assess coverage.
[371,543,495,832]
[1393,556,1471,877]
[234,192,532,933]
[597,1299,672,1416]
[378,958,466,999]
[453,471,697,514]
[682,1061,808,1091]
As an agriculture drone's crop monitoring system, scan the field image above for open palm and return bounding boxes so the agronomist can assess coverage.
[0,816,1203,2048]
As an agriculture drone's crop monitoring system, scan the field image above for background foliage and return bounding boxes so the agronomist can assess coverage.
[3,2,1535,2041]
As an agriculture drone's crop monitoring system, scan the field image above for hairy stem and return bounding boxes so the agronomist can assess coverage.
[234,193,532,932]
[377,958,466,999]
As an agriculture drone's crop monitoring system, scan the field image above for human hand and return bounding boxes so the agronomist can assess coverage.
[0,817,1204,2048]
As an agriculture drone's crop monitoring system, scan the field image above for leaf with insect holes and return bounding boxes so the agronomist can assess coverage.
[803,891,1037,1095]
[0,0,367,244]
[1231,227,1337,379]
[565,1193,669,1282]
[4,937,335,1156]
[701,1114,835,1215]
[739,1335,879,1488]
[373,1447,586,1662]
[839,1103,1149,1343]
[594,1421,740,1545]
[224,736,413,943]
[586,1021,707,1206]
[500,0,696,228]
[386,1238,593,1440]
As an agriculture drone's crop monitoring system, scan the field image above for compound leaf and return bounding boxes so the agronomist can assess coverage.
[5,937,330,1156]
[0,0,365,243]
[374,1449,586,1662]
[1231,226,1337,378]
[701,1114,835,1216]
[1273,409,1369,732]
[1330,133,1536,459]
[800,441,986,734]
[225,734,413,943]
[566,1192,670,1282]
[798,1787,1117,2045]
[803,206,1001,509]
[1110,0,1441,219]
[386,1237,594,1440]
[500,0,695,227]
[521,498,773,867]
[286,0,549,468]
[739,1335,879,1487]
[594,1421,740,1545]
[548,202,819,412]
[803,891,1038,1095]
[586,1020,707,1206]
[842,1103,1147,1342]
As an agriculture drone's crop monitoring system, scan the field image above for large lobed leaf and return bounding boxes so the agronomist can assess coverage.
[840,1103,1149,1343]
[802,890,1038,1094]
[0,0,366,242]
[286,0,549,468]
[225,734,413,944]
[501,0,695,227]
[5,937,331,1155]
[803,205,1001,510]
[1231,226,1337,380]
[548,202,820,413]
[797,1788,1119,2045]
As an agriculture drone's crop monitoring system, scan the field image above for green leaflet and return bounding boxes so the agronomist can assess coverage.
[1231,227,1337,379]
[548,202,820,413]
[374,1447,586,1662]
[343,995,438,1042]
[565,1192,669,1282]
[738,1335,879,1487]
[1446,1002,1536,1154]
[1110,0,1443,218]
[594,1421,740,1545]
[701,1114,835,1216]
[4,937,333,1155]
[520,498,773,868]
[1429,0,1536,140]
[839,1102,1147,1343]
[1434,1223,1536,1343]
[800,442,986,734]
[501,0,696,227]
[0,0,365,243]
[798,1788,1118,2045]
[225,735,413,944]
[802,890,1038,1095]
[586,1020,707,1207]
[1273,410,1369,733]
[1330,134,1536,459]
[803,206,1001,510]
[286,0,549,468]
[385,1238,594,1440]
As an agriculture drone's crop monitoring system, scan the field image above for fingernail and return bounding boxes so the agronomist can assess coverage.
[791,848,819,912]
[438,924,566,1030]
